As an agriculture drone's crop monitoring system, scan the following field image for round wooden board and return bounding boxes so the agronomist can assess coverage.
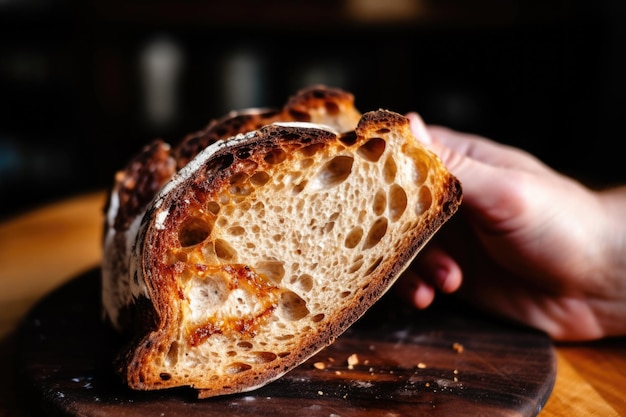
[14,268,555,417]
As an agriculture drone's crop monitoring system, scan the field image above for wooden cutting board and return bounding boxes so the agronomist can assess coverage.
[14,268,555,417]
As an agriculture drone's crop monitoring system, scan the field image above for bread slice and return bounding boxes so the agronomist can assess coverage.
[101,87,462,399]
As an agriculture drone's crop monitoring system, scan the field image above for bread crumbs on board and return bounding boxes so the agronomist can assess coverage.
[347,353,359,369]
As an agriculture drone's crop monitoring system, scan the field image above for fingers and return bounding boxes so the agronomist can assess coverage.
[398,246,463,309]
[415,245,463,294]
[397,268,436,309]
[413,280,436,310]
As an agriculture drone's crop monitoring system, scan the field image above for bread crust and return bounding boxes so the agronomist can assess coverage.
[102,87,462,398]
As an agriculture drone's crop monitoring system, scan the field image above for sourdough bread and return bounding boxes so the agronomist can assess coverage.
[101,87,462,398]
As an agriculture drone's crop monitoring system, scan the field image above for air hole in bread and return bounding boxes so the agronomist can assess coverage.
[365,256,383,275]
[228,225,245,236]
[278,291,309,321]
[165,342,179,367]
[292,274,314,292]
[264,148,287,165]
[418,185,433,215]
[206,201,220,215]
[299,143,325,157]
[245,351,277,364]
[190,274,229,307]
[292,181,307,194]
[159,372,172,381]
[250,171,270,186]
[236,147,253,160]
[252,201,265,217]
[357,137,386,162]
[206,154,235,177]
[237,341,253,349]
[167,249,184,264]
[372,189,386,216]
[399,220,413,234]
[348,258,364,273]
[363,217,388,250]
[339,131,357,146]
[344,226,363,249]
[340,290,351,298]
[383,155,397,183]
[310,313,325,323]
[200,241,216,261]
[229,174,254,196]
[229,172,248,186]
[218,192,230,205]
[255,260,285,284]
[388,184,408,222]
[416,157,430,184]
[214,239,238,261]
[178,217,212,247]
[309,155,354,191]
[226,362,252,374]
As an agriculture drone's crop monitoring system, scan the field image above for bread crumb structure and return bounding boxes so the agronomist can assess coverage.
[101,86,462,398]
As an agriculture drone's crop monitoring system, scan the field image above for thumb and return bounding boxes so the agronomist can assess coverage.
[406,112,514,220]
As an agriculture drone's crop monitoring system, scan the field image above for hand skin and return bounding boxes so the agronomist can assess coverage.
[401,112,626,341]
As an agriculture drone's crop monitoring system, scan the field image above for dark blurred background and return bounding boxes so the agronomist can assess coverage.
[1,0,625,221]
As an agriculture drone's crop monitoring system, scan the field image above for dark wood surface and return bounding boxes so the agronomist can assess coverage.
[14,268,555,417]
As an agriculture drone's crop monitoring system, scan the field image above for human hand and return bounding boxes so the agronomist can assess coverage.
[401,112,626,341]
